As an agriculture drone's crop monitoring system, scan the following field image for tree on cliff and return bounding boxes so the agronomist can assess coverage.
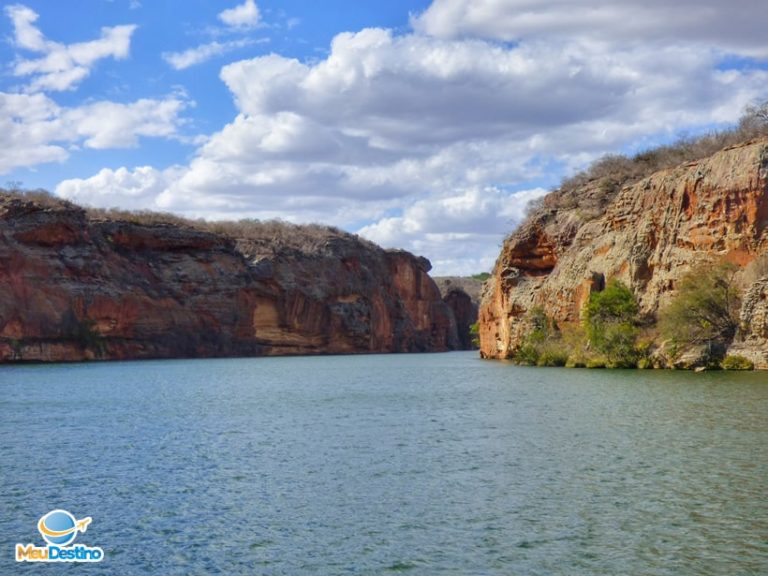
[661,261,741,351]
[584,280,639,368]
[738,100,768,138]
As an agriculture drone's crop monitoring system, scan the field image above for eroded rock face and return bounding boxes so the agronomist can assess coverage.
[729,277,768,369]
[433,277,483,350]
[0,196,458,362]
[480,140,768,360]
[443,289,478,350]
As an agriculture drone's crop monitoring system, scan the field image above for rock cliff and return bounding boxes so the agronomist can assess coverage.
[0,194,458,362]
[433,277,483,350]
[729,277,768,368]
[480,139,768,367]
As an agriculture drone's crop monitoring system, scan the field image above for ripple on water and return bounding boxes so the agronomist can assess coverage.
[0,354,766,575]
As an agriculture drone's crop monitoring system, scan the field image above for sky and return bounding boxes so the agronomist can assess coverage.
[2,0,767,275]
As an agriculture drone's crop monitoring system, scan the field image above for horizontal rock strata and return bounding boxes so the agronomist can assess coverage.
[0,195,458,362]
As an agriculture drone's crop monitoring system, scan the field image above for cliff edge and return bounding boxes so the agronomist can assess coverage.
[0,193,458,362]
[480,139,768,368]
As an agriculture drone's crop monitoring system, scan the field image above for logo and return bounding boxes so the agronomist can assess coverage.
[16,509,104,563]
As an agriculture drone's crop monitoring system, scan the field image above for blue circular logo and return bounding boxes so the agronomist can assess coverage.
[38,510,78,546]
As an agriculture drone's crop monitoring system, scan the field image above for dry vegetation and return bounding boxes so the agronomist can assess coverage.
[207,219,379,255]
[741,252,768,286]
[529,100,768,218]
[0,186,377,255]
[0,185,78,210]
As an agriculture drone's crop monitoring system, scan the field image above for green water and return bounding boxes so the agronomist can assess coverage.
[1,352,766,574]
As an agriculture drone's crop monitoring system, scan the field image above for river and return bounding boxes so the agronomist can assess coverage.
[1,352,766,574]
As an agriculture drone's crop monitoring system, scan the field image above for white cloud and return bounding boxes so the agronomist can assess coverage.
[57,166,180,210]
[62,97,190,148]
[163,39,260,70]
[412,0,768,57]
[0,92,189,173]
[218,0,260,29]
[5,4,46,51]
[359,187,547,275]
[0,6,190,175]
[217,28,764,156]
[49,1,768,274]
[0,92,67,172]
[5,3,136,92]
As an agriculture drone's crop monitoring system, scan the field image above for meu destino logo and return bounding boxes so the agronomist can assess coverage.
[16,509,104,563]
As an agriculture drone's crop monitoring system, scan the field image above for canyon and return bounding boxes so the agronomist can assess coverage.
[0,193,463,362]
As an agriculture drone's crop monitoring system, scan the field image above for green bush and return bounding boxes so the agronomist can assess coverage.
[661,261,740,343]
[469,322,480,348]
[536,348,569,367]
[721,355,754,370]
[515,344,540,366]
[513,307,562,366]
[584,280,640,367]
[660,261,741,365]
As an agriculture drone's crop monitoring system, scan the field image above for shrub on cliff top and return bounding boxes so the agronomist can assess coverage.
[545,99,768,219]
[1,186,77,210]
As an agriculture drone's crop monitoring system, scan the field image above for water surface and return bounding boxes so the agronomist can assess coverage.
[1,353,766,574]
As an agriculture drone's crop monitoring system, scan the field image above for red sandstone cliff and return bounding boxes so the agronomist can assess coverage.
[480,139,768,367]
[0,194,458,362]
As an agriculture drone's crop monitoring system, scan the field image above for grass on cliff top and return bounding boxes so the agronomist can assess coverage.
[0,185,379,255]
[527,100,768,220]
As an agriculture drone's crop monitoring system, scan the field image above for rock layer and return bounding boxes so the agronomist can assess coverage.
[480,139,768,363]
[729,277,768,368]
[0,195,458,362]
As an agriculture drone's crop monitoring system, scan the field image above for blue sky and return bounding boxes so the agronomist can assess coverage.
[2,0,767,274]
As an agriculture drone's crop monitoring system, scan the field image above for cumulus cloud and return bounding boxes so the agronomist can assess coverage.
[163,39,261,70]
[218,28,765,156]
[218,0,260,29]
[62,97,190,148]
[55,162,373,223]
[359,187,547,275]
[5,3,136,92]
[50,0,768,273]
[0,6,191,176]
[0,92,67,172]
[0,92,189,174]
[57,166,180,210]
